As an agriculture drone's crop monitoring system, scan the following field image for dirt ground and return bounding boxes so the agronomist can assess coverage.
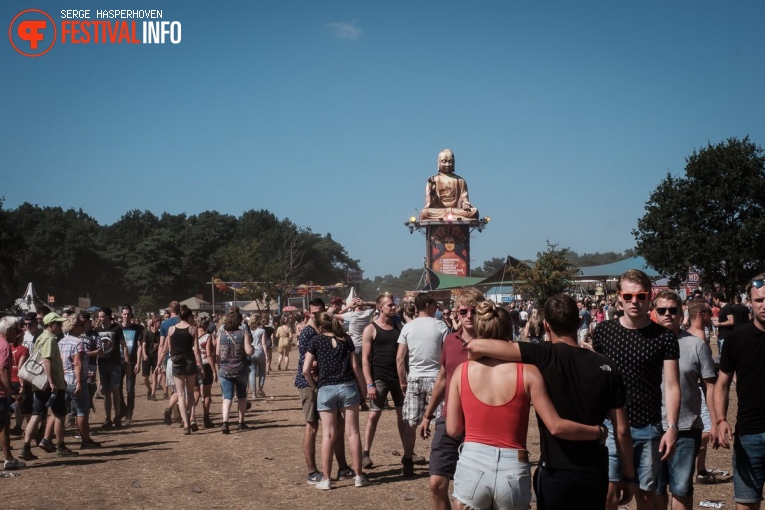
[6,349,736,510]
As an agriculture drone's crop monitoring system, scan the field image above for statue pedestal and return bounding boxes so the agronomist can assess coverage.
[425,221,474,277]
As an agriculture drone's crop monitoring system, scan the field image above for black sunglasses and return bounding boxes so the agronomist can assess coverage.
[656,307,678,316]
[621,292,648,302]
[458,308,476,316]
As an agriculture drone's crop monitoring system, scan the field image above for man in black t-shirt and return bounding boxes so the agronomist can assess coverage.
[715,274,765,507]
[119,305,143,423]
[713,293,735,355]
[592,270,680,510]
[468,294,635,510]
[94,307,128,429]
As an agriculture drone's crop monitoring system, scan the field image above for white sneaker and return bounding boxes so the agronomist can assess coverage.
[315,477,331,490]
[354,474,370,487]
[4,458,26,470]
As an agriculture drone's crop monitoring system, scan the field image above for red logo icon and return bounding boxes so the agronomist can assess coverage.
[9,9,57,57]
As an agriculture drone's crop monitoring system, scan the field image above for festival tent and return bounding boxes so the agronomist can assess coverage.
[241,299,278,312]
[576,256,661,281]
[180,296,212,311]
[18,282,42,313]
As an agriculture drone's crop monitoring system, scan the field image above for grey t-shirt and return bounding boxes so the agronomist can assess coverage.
[398,317,449,378]
[346,308,376,349]
[661,331,716,430]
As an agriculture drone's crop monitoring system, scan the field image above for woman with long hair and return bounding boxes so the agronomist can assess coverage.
[217,311,254,434]
[524,309,545,344]
[249,316,269,399]
[196,315,217,428]
[446,301,606,510]
[275,317,292,371]
[302,312,370,490]
[160,305,204,435]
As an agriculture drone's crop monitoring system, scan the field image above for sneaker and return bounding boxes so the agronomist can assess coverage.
[315,478,331,490]
[203,418,215,429]
[412,453,427,465]
[163,409,172,426]
[257,389,266,398]
[113,419,123,429]
[9,426,23,436]
[221,422,230,435]
[66,416,76,427]
[190,422,199,432]
[238,422,250,430]
[246,402,252,411]
[102,420,113,429]
[306,470,323,484]
[3,458,26,470]
[125,413,133,424]
[18,449,38,461]
[401,457,414,477]
[354,474,370,487]
[362,454,374,469]
[337,466,356,480]
[38,438,56,453]
[80,440,102,449]
[56,446,79,457]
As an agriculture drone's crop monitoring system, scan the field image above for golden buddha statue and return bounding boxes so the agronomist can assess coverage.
[419,149,479,222]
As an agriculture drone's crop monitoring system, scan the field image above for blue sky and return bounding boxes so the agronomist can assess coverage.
[2,1,764,279]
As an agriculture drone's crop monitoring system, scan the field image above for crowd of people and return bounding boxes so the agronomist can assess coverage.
[1,270,764,510]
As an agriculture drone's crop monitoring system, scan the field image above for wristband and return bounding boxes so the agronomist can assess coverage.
[717,417,727,426]
[367,383,375,388]
[425,414,435,421]
[666,423,678,432]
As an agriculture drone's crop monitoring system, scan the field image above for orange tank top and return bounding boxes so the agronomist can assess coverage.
[461,361,530,449]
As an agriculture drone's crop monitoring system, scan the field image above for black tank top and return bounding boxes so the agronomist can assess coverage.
[170,326,194,357]
[371,322,400,381]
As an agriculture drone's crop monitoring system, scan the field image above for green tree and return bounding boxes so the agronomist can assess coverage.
[0,197,22,309]
[634,136,765,292]
[471,257,507,277]
[515,242,581,308]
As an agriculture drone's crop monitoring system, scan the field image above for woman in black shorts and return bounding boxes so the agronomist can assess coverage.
[165,305,204,435]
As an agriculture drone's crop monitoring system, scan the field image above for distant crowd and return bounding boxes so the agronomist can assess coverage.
[2,269,765,510]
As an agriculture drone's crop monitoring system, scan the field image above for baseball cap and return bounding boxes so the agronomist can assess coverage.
[43,312,66,325]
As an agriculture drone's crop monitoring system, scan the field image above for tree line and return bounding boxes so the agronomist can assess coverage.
[0,203,360,316]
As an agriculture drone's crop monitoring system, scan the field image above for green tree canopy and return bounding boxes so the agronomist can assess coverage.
[634,136,765,292]
[515,242,581,309]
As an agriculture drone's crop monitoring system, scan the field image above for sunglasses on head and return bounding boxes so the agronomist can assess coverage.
[656,307,678,316]
[621,292,648,302]
[458,308,476,316]
[752,279,765,289]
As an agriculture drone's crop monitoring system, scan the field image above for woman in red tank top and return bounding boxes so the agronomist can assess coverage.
[446,301,605,510]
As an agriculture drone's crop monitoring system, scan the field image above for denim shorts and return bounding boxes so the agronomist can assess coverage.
[733,432,765,504]
[452,442,531,510]
[219,373,248,401]
[369,378,405,411]
[65,382,90,418]
[98,362,122,390]
[606,420,662,491]
[657,429,701,497]
[317,380,360,412]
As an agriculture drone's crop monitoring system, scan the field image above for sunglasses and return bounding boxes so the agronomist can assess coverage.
[621,292,648,302]
[458,308,476,316]
[752,279,765,289]
[656,307,678,316]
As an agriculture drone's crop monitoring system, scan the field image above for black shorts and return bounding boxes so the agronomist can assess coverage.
[171,354,198,377]
[0,397,11,429]
[201,363,213,386]
[141,354,158,377]
[533,464,608,510]
[429,416,464,479]
[11,382,33,415]
[32,389,67,418]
